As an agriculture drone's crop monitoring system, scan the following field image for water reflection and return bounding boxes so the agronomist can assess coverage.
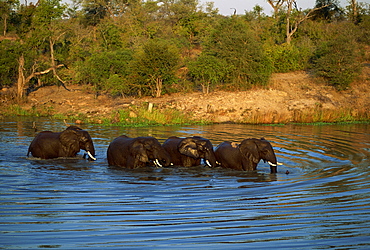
[0,117,369,249]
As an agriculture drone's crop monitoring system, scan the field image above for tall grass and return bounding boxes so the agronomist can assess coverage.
[102,106,195,126]
[1,103,368,126]
[241,107,369,124]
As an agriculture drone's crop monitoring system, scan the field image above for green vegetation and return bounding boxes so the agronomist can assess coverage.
[2,101,367,126]
[1,0,369,97]
[0,0,369,125]
[311,23,364,90]
[0,103,204,126]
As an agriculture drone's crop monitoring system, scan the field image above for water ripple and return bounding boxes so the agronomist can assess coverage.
[0,119,369,248]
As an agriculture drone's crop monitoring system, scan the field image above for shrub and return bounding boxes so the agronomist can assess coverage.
[266,43,312,73]
[187,54,229,93]
[129,39,180,97]
[74,49,133,92]
[204,18,273,88]
[105,74,130,97]
[0,40,20,88]
[311,30,363,90]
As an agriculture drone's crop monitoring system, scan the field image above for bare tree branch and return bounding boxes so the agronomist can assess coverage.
[49,38,69,91]
[286,1,330,44]
[267,0,286,17]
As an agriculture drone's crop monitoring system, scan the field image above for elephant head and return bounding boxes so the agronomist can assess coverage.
[133,137,171,168]
[239,138,279,173]
[172,136,217,167]
[61,126,96,160]
[107,135,171,169]
[27,125,96,160]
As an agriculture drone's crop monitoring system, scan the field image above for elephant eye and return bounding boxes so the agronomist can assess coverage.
[262,148,269,153]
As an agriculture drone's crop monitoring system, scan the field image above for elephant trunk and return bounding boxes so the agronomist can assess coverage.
[153,149,171,167]
[266,153,278,173]
[269,163,277,173]
[204,151,217,167]
[84,142,96,161]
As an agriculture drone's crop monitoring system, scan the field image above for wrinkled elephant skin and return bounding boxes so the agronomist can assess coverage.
[215,138,279,173]
[107,135,171,169]
[162,136,217,167]
[28,126,96,160]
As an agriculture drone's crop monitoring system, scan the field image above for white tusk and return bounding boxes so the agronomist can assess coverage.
[277,162,283,165]
[268,161,277,167]
[205,160,212,167]
[87,151,96,161]
[155,159,163,167]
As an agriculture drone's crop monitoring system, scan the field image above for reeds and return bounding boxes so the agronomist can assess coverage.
[103,105,194,126]
[241,107,369,124]
[1,103,368,126]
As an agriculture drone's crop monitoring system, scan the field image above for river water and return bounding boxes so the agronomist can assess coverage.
[1,117,369,249]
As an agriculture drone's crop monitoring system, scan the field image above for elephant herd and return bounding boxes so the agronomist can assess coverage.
[27,126,282,173]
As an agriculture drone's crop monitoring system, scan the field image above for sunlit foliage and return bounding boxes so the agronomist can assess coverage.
[0,0,368,97]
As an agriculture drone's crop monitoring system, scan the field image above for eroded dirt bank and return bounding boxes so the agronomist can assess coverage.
[3,70,370,124]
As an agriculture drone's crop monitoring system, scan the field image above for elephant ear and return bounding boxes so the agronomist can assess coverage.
[178,138,200,158]
[239,139,260,164]
[60,129,80,155]
[132,143,149,163]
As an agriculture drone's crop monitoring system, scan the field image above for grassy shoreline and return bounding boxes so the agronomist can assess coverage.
[1,103,369,127]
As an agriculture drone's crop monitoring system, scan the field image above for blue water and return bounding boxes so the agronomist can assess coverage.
[1,117,369,249]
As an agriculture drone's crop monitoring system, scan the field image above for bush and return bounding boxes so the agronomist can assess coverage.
[357,15,370,45]
[311,30,363,90]
[105,74,130,97]
[266,43,312,73]
[74,49,133,92]
[205,18,272,88]
[129,39,180,97]
[0,40,21,88]
[187,54,229,93]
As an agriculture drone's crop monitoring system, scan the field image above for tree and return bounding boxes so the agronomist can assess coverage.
[187,54,229,93]
[158,0,199,25]
[0,39,20,88]
[130,39,180,97]
[74,49,133,95]
[351,0,358,21]
[312,0,343,21]
[15,0,68,100]
[266,0,286,17]
[311,25,363,90]
[205,18,272,88]
[0,0,18,36]
[285,0,331,44]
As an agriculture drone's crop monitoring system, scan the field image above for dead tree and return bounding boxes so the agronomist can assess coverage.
[285,0,329,44]
[267,0,286,17]
[16,33,69,101]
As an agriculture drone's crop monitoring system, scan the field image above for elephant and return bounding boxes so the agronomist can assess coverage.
[162,136,217,167]
[27,125,96,160]
[215,138,281,173]
[107,135,171,169]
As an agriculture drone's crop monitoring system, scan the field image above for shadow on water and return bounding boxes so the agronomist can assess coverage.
[0,117,369,249]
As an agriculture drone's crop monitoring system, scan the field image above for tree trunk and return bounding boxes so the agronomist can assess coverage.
[286,0,293,44]
[285,1,329,44]
[351,0,358,22]
[17,54,25,102]
[49,38,69,90]
[155,78,162,97]
[352,0,357,16]
[201,82,210,94]
[3,14,7,36]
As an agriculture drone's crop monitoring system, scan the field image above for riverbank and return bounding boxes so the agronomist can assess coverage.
[1,70,369,125]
